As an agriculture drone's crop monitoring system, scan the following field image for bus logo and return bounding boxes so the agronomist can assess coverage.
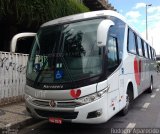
[49,100,57,108]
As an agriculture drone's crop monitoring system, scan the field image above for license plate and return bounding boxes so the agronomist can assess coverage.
[49,117,62,124]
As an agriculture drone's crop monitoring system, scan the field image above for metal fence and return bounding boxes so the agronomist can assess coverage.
[0,51,28,105]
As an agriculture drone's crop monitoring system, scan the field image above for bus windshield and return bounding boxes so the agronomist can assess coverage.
[26,19,104,84]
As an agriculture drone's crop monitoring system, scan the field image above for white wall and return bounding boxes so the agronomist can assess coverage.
[0,51,28,105]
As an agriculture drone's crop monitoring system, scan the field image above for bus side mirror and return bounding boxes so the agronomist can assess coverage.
[10,32,36,53]
[97,20,115,47]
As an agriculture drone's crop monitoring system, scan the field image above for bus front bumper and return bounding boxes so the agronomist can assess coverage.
[25,93,108,124]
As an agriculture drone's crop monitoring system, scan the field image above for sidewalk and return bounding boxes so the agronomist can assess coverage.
[0,102,33,130]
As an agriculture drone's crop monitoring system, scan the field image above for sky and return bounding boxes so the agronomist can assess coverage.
[108,0,160,54]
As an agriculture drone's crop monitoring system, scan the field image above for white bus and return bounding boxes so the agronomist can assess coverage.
[11,10,157,124]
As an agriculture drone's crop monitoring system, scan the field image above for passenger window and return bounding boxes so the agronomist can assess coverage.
[128,29,137,54]
[109,17,125,63]
[150,47,153,59]
[143,42,148,58]
[137,36,143,56]
[141,40,145,57]
[154,50,156,60]
[147,44,151,59]
[107,36,119,70]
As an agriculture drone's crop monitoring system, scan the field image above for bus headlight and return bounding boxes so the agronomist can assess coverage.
[76,89,107,105]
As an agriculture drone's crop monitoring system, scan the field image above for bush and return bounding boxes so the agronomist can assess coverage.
[0,0,89,27]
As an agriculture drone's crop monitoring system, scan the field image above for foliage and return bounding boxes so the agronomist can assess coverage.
[0,0,89,27]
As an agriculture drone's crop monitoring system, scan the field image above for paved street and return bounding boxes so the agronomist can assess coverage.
[16,74,160,134]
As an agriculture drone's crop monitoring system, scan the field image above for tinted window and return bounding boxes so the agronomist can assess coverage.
[154,50,156,60]
[27,19,103,84]
[107,36,119,70]
[143,42,148,58]
[137,36,143,56]
[141,39,145,57]
[147,44,151,59]
[128,29,137,54]
[109,17,125,62]
[153,49,155,60]
[150,47,153,59]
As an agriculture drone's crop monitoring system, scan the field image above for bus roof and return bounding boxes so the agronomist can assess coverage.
[41,10,126,27]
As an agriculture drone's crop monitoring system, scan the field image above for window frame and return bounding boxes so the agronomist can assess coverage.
[150,47,154,59]
[127,28,137,55]
[141,39,145,57]
[143,42,149,58]
[106,35,120,71]
[147,44,151,59]
[136,35,143,57]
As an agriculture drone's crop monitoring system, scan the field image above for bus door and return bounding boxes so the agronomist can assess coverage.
[106,36,120,117]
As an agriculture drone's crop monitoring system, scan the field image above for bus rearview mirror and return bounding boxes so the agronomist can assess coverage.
[10,32,36,53]
[97,20,115,47]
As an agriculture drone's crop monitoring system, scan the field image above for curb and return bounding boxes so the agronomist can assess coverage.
[0,117,39,133]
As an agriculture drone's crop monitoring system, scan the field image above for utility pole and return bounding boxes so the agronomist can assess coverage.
[146,4,152,40]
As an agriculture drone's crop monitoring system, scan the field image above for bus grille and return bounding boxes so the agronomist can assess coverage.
[32,100,50,107]
[32,99,82,108]
[35,109,78,119]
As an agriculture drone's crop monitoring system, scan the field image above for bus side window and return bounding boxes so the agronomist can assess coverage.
[127,29,137,54]
[154,50,156,60]
[141,39,145,57]
[150,47,153,59]
[107,36,119,71]
[136,36,143,56]
[147,44,151,59]
[143,42,148,58]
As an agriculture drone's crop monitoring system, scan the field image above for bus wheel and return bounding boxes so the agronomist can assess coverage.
[119,86,133,116]
[120,94,129,116]
[147,78,153,93]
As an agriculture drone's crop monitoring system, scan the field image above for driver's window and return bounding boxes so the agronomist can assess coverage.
[107,36,119,70]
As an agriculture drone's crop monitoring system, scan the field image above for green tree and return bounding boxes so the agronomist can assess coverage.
[0,0,89,51]
[0,0,89,27]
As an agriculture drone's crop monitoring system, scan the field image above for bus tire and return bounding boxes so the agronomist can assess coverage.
[119,84,133,116]
[147,77,153,93]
